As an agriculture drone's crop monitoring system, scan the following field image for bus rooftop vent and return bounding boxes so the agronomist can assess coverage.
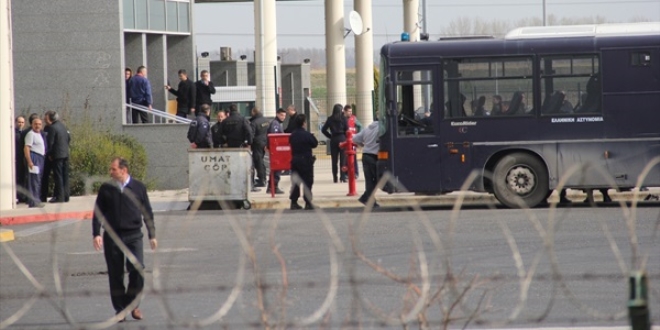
[505,22,660,40]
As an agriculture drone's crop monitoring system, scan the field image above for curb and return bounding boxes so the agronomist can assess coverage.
[0,211,93,226]
[0,229,15,242]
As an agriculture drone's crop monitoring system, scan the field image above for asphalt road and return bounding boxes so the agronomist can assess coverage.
[1,205,659,329]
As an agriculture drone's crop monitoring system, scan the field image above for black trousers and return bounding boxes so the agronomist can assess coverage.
[175,109,188,118]
[359,154,378,203]
[40,158,53,202]
[51,157,70,202]
[330,136,346,181]
[27,152,44,207]
[103,231,144,314]
[290,156,314,205]
[252,144,266,184]
[15,156,26,202]
[131,101,149,124]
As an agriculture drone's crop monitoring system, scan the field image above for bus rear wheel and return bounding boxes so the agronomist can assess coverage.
[492,153,549,208]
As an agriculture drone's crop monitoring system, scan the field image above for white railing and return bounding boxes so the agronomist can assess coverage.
[125,103,192,124]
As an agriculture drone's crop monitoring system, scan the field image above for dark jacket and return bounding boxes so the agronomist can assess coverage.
[195,80,216,110]
[250,113,270,147]
[46,120,70,159]
[211,121,223,148]
[284,112,300,133]
[128,74,153,105]
[267,118,284,135]
[92,177,155,239]
[220,111,254,147]
[290,127,318,159]
[193,115,213,148]
[168,79,196,113]
[321,116,348,140]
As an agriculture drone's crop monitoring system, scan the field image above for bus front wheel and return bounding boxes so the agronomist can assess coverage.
[492,153,549,208]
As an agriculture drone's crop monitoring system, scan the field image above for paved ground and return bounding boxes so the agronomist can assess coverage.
[1,207,659,329]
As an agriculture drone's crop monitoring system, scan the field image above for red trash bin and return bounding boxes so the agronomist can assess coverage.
[268,133,291,197]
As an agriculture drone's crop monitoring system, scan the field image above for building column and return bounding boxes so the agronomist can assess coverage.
[354,0,374,126]
[0,0,15,210]
[147,34,167,121]
[325,0,346,116]
[255,0,277,117]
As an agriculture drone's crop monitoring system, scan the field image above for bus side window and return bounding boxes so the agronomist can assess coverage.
[395,69,434,136]
[540,55,601,116]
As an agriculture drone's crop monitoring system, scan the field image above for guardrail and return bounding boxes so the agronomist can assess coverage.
[125,103,193,124]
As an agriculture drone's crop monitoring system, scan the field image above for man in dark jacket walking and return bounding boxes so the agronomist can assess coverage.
[129,66,153,124]
[166,69,196,118]
[266,108,287,194]
[195,70,215,113]
[43,111,70,203]
[93,157,157,322]
[283,104,300,134]
[188,104,213,149]
[250,107,269,187]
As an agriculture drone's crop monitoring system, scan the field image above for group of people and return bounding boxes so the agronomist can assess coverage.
[124,66,216,123]
[14,111,70,208]
[321,104,363,183]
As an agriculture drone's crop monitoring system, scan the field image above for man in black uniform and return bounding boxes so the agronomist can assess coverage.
[266,108,287,194]
[15,115,26,202]
[283,104,299,134]
[250,106,269,187]
[195,70,215,114]
[211,109,228,148]
[166,69,196,118]
[44,111,70,203]
[188,104,213,149]
[93,157,157,322]
[219,104,253,148]
[289,114,318,210]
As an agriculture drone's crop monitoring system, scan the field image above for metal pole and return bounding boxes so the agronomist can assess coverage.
[543,0,546,26]
[355,0,374,126]
[1,0,16,210]
[324,0,346,116]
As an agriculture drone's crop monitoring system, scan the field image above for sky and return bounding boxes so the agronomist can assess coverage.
[193,0,660,59]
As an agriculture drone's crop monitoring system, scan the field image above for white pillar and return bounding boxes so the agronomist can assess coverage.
[403,0,422,110]
[403,0,420,42]
[254,0,277,117]
[324,0,346,116]
[354,0,374,126]
[0,0,16,210]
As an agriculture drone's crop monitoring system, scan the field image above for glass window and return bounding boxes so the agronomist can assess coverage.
[135,0,148,30]
[123,0,135,29]
[395,69,434,136]
[444,57,534,119]
[177,2,190,32]
[149,0,166,31]
[166,1,178,32]
[540,55,600,115]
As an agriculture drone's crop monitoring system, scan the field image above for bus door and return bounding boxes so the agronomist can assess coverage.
[390,67,442,193]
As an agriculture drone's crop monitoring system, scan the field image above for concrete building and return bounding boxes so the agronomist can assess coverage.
[11,0,195,190]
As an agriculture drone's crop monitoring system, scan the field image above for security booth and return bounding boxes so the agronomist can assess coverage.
[188,148,252,209]
[267,133,291,197]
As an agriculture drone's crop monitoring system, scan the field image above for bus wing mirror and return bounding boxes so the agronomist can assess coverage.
[385,76,394,103]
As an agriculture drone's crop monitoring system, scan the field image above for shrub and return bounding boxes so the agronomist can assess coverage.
[68,123,149,196]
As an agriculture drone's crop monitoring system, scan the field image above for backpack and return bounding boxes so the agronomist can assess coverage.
[186,120,198,143]
[188,118,210,145]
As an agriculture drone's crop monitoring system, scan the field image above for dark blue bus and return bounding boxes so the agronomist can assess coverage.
[377,23,660,208]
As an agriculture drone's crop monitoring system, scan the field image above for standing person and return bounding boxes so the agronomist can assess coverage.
[211,109,228,148]
[14,115,26,202]
[283,104,299,134]
[250,106,269,187]
[166,69,196,118]
[44,111,70,203]
[352,118,380,207]
[266,108,287,194]
[219,104,253,148]
[125,68,133,123]
[343,104,362,179]
[289,114,318,210]
[24,117,46,208]
[195,70,216,113]
[40,113,53,203]
[92,157,157,322]
[187,104,213,149]
[321,104,348,183]
[129,66,153,124]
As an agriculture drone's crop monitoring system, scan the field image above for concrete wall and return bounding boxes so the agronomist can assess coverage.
[281,63,311,110]
[12,0,124,131]
[123,124,190,190]
[211,61,249,87]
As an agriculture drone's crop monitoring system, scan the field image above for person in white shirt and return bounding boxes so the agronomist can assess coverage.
[352,118,380,207]
[24,117,46,208]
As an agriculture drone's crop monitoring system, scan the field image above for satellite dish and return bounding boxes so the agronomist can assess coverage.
[348,11,364,36]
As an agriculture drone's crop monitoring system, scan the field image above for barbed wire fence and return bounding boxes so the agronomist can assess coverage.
[1,161,660,329]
